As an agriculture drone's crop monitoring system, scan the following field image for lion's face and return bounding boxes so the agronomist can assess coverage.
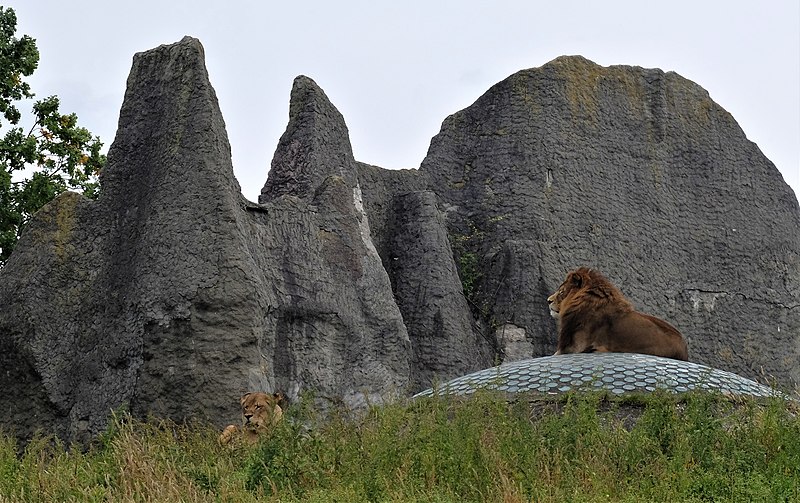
[240,392,284,431]
[547,269,586,318]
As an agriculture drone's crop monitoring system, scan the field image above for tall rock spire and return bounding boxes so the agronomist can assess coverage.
[260,75,358,203]
[0,36,267,442]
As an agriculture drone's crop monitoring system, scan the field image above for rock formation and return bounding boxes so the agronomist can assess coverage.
[417,55,800,386]
[0,38,413,443]
[0,38,797,443]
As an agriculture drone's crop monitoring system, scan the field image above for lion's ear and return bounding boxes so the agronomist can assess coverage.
[240,393,252,406]
[569,272,583,287]
[274,391,288,408]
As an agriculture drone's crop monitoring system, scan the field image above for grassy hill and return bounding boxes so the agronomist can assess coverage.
[1,390,798,502]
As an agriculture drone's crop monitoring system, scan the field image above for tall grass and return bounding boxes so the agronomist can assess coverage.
[0,391,798,502]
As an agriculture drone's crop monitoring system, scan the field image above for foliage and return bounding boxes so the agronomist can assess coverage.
[449,219,486,310]
[0,6,105,267]
[0,391,798,502]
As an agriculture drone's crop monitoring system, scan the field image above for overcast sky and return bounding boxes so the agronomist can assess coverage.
[9,1,800,203]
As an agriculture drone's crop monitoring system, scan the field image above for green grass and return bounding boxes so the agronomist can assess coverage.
[0,391,798,502]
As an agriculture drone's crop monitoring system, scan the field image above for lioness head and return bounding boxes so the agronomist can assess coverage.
[547,268,588,318]
[240,391,284,432]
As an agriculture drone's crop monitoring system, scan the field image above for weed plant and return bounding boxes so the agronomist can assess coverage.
[0,391,797,502]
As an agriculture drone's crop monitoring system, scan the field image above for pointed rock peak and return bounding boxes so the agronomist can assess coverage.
[288,75,339,119]
[101,35,238,204]
[260,76,358,204]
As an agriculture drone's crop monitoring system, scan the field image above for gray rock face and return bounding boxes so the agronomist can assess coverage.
[353,164,492,389]
[0,37,412,443]
[0,42,797,443]
[421,55,800,386]
[387,190,493,389]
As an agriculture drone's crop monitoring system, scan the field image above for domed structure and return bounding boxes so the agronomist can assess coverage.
[415,353,784,399]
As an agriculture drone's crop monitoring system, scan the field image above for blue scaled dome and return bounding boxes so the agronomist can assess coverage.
[414,353,784,399]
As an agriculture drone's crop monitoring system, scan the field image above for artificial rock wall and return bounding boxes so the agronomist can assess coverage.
[1,38,797,443]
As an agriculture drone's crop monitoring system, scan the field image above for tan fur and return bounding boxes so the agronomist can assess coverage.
[547,267,688,361]
[218,391,285,445]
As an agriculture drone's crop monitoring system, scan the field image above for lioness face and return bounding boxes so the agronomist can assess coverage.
[548,271,584,318]
[240,392,283,431]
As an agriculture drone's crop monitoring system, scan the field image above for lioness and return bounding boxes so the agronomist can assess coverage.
[218,391,285,445]
[548,267,688,361]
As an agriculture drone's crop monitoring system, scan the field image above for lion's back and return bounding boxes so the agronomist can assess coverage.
[605,310,689,361]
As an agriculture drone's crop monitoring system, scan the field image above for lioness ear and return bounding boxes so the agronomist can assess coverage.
[274,391,288,408]
[240,393,251,406]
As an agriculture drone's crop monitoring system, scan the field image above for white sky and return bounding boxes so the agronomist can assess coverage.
[9,0,800,204]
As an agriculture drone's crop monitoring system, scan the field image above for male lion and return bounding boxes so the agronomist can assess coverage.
[548,267,688,361]
[218,391,286,445]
